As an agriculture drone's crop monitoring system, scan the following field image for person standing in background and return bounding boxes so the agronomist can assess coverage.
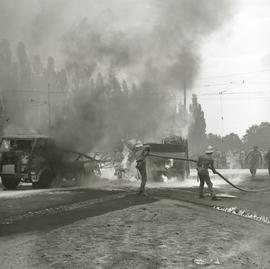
[246,146,263,179]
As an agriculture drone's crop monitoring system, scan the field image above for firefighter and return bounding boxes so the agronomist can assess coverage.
[246,146,263,178]
[265,150,270,176]
[134,142,150,195]
[197,146,219,200]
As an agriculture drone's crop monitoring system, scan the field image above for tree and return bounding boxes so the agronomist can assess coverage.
[122,80,129,93]
[223,133,242,152]
[0,38,13,89]
[96,73,105,90]
[17,42,31,89]
[46,56,56,81]
[207,132,242,152]
[57,69,68,91]
[107,69,121,97]
[243,122,270,150]
[32,55,43,76]
[188,94,207,154]
[207,133,223,151]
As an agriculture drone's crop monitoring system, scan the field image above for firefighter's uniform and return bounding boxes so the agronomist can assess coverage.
[197,146,218,200]
[134,143,149,195]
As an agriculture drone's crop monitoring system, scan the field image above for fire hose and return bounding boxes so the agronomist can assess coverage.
[148,153,270,193]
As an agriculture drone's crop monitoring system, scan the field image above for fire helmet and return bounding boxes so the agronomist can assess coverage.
[205,145,214,154]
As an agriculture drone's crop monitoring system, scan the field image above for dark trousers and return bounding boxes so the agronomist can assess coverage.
[249,163,258,176]
[198,172,216,197]
[136,161,147,194]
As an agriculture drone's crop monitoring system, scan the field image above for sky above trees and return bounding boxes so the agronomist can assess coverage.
[193,0,270,136]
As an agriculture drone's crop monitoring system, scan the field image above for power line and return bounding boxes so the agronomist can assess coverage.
[194,81,241,88]
[196,90,269,96]
[198,97,270,101]
[194,69,270,82]
[194,80,270,88]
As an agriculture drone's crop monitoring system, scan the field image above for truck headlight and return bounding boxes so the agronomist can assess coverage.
[30,172,38,182]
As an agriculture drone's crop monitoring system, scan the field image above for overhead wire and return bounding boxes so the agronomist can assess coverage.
[196,90,270,96]
[194,68,270,82]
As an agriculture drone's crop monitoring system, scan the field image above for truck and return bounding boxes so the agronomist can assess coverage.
[146,136,189,181]
[0,134,98,190]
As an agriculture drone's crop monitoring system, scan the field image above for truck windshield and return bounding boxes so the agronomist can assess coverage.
[0,139,11,151]
[0,139,33,151]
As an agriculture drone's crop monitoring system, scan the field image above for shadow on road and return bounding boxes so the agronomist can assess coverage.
[0,193,156,237]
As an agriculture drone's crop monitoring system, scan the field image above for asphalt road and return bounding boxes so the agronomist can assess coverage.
[0,170,269,238]
[0,188,156,237]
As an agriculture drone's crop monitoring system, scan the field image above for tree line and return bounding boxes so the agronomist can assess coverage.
[189,93,270,154]
[0,38,181,151]
[0,39,68,92]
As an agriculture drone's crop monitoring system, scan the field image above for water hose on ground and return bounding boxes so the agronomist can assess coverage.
[148,153,270,193]
[214,171,270,193]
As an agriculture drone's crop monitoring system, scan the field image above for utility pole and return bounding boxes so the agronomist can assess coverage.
[48,83,51,129]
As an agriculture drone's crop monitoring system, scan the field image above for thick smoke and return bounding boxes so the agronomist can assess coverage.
[62,0,233,88]
[0,0,234,151]
[0,0,233,86]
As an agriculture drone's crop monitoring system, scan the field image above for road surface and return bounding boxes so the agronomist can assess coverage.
[0,169,270,268]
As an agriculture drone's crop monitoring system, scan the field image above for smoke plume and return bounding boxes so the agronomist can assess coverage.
[0,0,234,151]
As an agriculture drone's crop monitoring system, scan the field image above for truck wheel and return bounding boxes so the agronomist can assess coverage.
[1,177,20,190]
[37,169,54,188]
[32,182,39,189]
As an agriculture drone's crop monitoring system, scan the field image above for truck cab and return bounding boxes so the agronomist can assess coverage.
[0,134,57,189]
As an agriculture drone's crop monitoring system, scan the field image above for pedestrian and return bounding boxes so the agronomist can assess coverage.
[134,142,150,195]
[246,146,263,178]
[265,150,270,176]
[197,146,219,200]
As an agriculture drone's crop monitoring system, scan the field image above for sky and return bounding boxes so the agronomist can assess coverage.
[191,0,270,137]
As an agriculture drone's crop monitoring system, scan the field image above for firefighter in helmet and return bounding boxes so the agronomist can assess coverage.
[197,146,220,200]
[134,141,150,195]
